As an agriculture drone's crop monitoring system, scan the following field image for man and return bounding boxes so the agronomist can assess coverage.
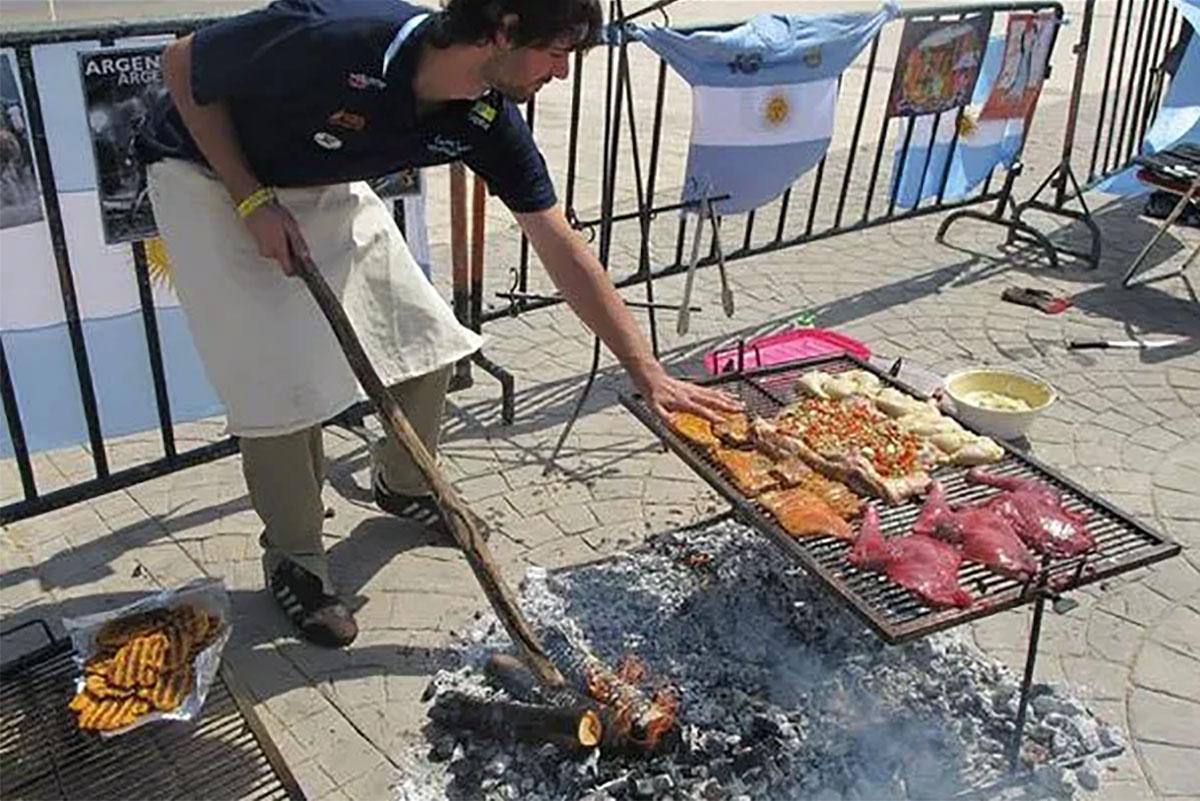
[137,0,738,648]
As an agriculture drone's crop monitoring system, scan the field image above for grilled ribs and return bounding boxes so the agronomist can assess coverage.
[760,488,853,539]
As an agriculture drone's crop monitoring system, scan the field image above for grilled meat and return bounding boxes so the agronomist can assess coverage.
[849,505,973,609]
[914,482,1039,581]
[760,488,853,539]
[967,469,1095,557]
[767,457,862,518]
[713,413,753,447]
[667,411,719,450]
[712,447,778,496]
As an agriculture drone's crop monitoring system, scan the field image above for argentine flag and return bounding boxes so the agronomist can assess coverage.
[0,39,223,458]
[634,3,898,216]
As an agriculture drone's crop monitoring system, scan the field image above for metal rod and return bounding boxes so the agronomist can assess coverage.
[449,162,473,389]
[1055,0,1095,207]
[1135,0,1172,151]
[835,34,880,228]
[805,153,828,236]
[914,112,942,209]
[1009,594,1047,770]
[572,194,729,230]
[14,45,108,480]
[1103,0,1137,176]
[889,116,918,217]
[774,187,792,243]
[863,116,892,222]
[1119,0,1160,165]
[496,291,700,312]
[471,174,487,333]
[0,436,242,524]
[131,240,177,460]
[622,50,662,355]
[742,209,757,252]
[546,7,628,473]
[936,110,964,205]
[0,339,36,502]
[1088,0,1123,183]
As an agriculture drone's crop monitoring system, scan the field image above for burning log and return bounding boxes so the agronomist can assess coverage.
[429,692,603,751]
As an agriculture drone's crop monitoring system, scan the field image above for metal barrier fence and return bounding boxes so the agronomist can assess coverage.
[0,0,1177,522]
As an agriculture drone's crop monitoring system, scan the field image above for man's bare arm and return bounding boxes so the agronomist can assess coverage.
[515,205,741,419]
[160,36,309,272]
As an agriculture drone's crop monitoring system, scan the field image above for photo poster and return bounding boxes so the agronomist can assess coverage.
[887,14,993,117]
[369,166,422,199]
[78,45,167,245]
[0,50,44,230]
[979,12,1057,122]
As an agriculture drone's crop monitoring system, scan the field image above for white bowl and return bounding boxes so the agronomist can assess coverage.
[943,368,1057,440]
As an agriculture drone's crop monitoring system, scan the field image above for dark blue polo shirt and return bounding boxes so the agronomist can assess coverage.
[136,0,556,213]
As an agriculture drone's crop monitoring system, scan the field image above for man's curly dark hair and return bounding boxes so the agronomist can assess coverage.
[428,0,604,51]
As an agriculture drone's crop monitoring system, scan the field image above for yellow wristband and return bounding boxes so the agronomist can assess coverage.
[236,187,275,219]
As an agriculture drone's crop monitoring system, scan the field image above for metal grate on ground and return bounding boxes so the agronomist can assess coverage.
[0,622,305,801]
[619,354,1181,644]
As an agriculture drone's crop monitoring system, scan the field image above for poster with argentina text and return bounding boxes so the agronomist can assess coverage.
[887,14,992,117]
[79,46,166,244]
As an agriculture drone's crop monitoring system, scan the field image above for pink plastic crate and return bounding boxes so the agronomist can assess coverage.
[704,328,871,375]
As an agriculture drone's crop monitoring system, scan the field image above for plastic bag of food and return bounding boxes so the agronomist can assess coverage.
[62,577,232,737]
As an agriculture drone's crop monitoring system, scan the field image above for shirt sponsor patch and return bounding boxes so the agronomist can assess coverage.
[427,135,472,158]
[313,131,344,150]
[468,100,498,130]
[347,72,387,91]
[328,110,367,131]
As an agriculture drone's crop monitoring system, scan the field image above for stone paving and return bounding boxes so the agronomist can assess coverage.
[3,2,1200,800]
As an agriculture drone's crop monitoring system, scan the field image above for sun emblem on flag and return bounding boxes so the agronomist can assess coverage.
[763,92,790,127]
[144,237,174,289]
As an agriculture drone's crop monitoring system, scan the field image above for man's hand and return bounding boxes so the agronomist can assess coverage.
[631,362,743,422]
[243,201,310,275]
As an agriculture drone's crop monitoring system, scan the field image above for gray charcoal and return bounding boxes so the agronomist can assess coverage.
[390,518,1126,801]
[632,777,656,798]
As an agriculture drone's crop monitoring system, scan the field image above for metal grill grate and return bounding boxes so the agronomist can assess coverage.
[620,355,1181,644]
[0,629,305,800]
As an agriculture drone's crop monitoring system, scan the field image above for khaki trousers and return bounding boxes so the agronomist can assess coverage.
[241,366,451,593]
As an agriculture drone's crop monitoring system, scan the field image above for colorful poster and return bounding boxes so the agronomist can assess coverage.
[887,14,992,117]
[979,12,1057,122]
[0,51,43,230]
[78,46,166,244]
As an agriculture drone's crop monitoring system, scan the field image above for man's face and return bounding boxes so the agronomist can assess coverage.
[482,35,574,102]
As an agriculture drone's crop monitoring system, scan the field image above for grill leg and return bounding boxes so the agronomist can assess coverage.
[1009,594,1047,771]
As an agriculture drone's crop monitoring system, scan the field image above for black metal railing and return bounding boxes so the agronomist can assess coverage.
[0,0,1177,522]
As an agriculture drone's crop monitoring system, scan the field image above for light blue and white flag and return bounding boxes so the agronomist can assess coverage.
[634,3,898,216]
[1097,0,1200,195]
[0,39,223,458]
[890,33,1032,209]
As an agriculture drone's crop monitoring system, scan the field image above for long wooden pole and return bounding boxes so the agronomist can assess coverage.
[293,254,566,689]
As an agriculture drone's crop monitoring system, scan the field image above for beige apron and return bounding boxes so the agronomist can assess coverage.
[146,157,482,438]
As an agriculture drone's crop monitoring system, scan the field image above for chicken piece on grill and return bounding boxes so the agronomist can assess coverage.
[967,469,1095,557]
[713,413,753,447]
[768,457,862,519]
[667,411,719,450]
[914,482,1039,581]
[848,505,973,609]
[759,488,853,539]
[752,418,930,505]
[712,447,778,496]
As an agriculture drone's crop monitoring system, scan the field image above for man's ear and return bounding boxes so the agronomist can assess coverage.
[495,13,520,49]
